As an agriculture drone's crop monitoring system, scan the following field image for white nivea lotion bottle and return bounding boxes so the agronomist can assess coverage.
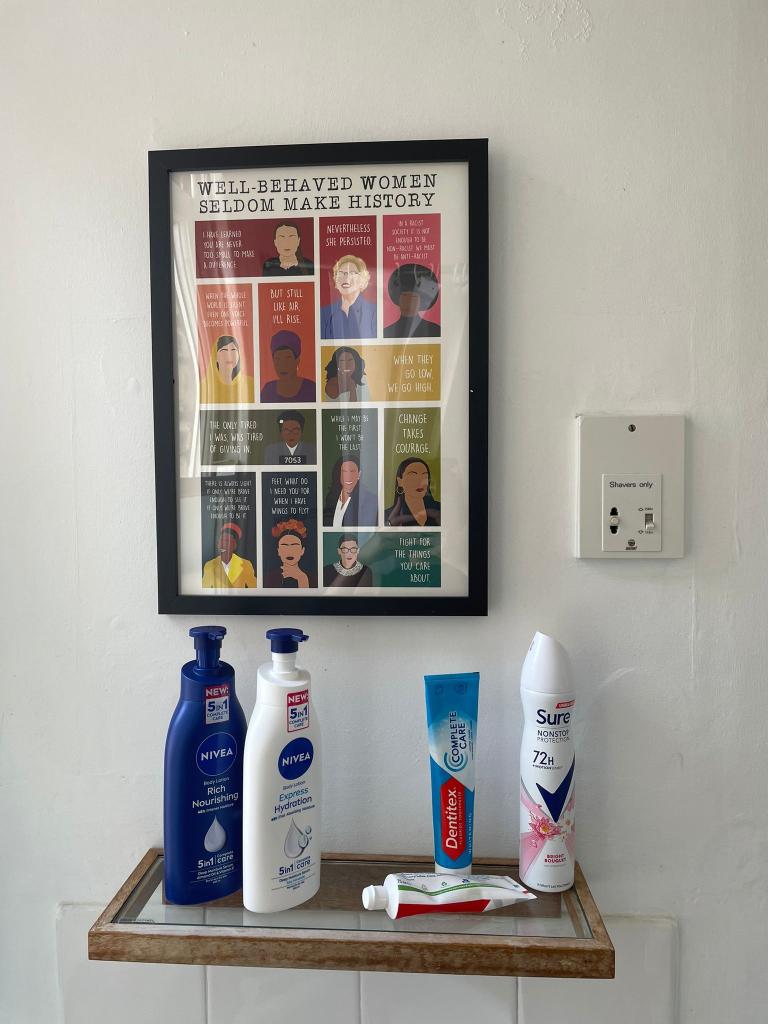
[519,632,576,892]
[243,628,321,912]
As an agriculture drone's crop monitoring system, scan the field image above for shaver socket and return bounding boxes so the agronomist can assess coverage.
[576,416,685,559]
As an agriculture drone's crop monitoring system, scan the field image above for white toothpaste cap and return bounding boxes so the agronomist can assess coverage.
[362,885,387,911]
[520,631,573,694]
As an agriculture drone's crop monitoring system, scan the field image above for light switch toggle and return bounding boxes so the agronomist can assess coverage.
[644,512,655,533]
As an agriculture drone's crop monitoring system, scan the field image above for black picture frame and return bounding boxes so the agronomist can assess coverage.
[149,139,488,615]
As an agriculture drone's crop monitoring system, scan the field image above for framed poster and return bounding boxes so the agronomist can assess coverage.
[150,139,488,615]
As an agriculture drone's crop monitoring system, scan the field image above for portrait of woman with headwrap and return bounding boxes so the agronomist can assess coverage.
[260,330,316,403]
[202,523,257,588]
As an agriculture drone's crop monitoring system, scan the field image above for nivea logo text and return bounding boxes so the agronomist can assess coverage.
[196,732,238,777]
[200,746,234,760]
[282,752,311,766]
[277,737,314,781]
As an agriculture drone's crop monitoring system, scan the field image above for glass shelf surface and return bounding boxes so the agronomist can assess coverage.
[117,855,590,940]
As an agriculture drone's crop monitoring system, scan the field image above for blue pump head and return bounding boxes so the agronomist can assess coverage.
[189,625,226,669]
[266,627,309,654]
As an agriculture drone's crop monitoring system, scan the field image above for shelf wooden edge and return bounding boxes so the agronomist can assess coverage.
[87,848,615,979]
[88,923,614,978]
[574,863,614,958]
[89,848,161,936]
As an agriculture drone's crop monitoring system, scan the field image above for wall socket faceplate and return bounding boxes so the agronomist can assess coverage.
[576,415,685,559]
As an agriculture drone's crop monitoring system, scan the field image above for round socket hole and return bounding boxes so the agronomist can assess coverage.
[628,424,637,432]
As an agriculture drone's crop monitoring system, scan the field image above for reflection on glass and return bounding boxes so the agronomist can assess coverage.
[114,857,591,940]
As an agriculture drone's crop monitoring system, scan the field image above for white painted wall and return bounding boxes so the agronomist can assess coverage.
[2,2,766,1021]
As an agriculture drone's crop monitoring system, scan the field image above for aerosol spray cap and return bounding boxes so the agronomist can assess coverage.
[520,631,572,694]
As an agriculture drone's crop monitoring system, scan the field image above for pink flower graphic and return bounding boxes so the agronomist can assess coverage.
[528,813,563,847]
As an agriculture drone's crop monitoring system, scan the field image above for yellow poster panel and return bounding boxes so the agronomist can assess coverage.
[320,343,440,403]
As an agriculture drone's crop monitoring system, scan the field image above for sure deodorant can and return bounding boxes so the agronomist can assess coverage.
[519,632,576,892]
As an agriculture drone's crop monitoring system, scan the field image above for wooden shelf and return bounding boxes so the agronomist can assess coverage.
[88,850,614,979]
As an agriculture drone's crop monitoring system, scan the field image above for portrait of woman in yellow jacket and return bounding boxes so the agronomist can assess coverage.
[200,335,255,405]
[202,522,257,588]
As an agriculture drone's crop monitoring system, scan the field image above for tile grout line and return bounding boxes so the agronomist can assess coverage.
[358,970,364,1024]
[204,965,209,1024]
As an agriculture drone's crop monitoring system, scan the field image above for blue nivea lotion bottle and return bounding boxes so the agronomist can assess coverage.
[163,626,247,904]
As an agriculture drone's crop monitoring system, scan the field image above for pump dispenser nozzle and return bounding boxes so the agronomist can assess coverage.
[266,627,309,654]
[189,625,226,670]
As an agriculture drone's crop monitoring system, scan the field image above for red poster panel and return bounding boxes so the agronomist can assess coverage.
[195,218,315,279]
[318,217,377,340]
[382,214,441,338]
[257,281,316,404]
[197,283,255,404]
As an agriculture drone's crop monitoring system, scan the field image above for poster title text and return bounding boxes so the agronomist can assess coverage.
[197,173,438,213]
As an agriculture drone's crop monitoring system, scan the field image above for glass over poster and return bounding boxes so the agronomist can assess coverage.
[150,140,488,615]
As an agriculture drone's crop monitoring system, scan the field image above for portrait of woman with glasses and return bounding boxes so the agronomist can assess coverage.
[320,254,377,339]
[322,534,373,588]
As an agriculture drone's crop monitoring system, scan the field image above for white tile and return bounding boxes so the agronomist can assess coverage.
[207,965,361,1024]
[362,972,516,1024]
[519,916,677,1024]
[57,904,205,1024]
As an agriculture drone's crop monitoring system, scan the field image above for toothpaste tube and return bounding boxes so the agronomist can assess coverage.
[424,672,479,874]
[362,872,535,919]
